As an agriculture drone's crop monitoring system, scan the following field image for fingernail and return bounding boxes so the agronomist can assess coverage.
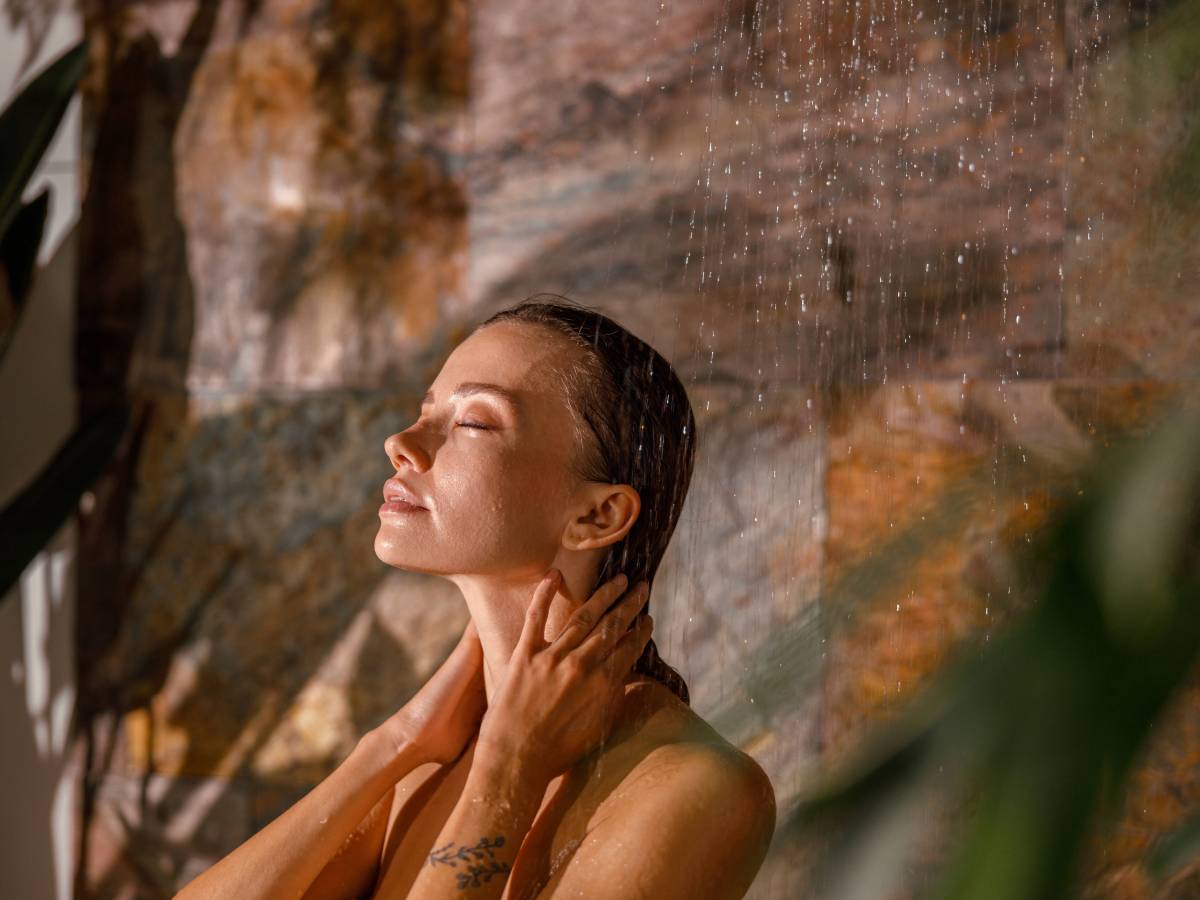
[616,573,629,586]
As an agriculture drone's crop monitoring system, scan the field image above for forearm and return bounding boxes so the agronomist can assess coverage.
[176,729,427,900]
[397,748,549,900]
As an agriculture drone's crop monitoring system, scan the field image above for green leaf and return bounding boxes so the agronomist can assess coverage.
[0,405,129,602]
[0,187,49,363]
[0,39,86,241]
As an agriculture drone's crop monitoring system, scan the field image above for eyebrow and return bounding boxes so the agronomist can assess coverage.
[422,382,523,415]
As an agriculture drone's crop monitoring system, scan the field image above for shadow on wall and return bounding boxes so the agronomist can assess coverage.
[67,2,214,893]
[0,224,80,900]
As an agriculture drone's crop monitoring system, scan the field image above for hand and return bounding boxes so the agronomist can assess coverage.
[476,569,654,781]
[375,618,486,766]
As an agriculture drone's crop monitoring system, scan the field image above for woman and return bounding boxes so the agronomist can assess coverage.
[176,296,776,899]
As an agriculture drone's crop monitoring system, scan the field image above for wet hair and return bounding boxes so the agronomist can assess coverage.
[475,293,695,705]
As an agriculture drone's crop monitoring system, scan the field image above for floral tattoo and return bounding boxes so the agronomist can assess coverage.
[428,835,512,890]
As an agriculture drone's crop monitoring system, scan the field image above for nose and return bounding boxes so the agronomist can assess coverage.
[385,428,430,472]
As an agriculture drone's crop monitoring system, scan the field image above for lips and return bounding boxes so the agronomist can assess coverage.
[383,478,428,510]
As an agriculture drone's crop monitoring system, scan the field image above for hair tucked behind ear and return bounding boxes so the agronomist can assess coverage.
[475,293,695,706]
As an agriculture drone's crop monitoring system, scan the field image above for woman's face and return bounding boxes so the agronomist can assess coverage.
[374,321,589,579]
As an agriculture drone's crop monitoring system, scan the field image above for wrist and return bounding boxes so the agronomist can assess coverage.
[463,753,550,830]
[359,721,432,775]
[472,737,550,794]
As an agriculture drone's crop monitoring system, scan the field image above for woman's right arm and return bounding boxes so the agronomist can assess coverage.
[175,728,427,900]
[300,780,396,900]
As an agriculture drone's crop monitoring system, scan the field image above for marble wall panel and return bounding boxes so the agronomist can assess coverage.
[658,383,824,718]
[171,0,470,392]
[815,377,1166,755]
[467,0,1075,385]
[1059,0,1200,382]
[820,380,1015,760]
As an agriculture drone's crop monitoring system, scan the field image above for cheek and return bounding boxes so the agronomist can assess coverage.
[375,442,576,574]
[440,449,565,533]
[435,447,519,517]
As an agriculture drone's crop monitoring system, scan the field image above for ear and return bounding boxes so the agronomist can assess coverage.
[562,484,641,551]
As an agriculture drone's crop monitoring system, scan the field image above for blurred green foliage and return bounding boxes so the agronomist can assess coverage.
[0,39,129,602]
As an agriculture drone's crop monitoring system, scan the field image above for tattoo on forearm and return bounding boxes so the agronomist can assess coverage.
[428,835,512,890]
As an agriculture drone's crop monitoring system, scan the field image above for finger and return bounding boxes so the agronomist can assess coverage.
[602,613,654,679]
[517,569,561,655]
[576,581,649,664]
[551,572,630,654]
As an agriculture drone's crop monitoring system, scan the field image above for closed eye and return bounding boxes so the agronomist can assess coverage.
[456,421,491,430]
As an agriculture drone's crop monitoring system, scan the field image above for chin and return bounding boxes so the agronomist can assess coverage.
[374,527,451,575]
[374,528,412,569]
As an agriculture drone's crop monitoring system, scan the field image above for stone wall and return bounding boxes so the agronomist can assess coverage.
[70,0,1198,896]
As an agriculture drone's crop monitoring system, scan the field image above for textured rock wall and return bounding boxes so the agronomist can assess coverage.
[70,0,1198,896]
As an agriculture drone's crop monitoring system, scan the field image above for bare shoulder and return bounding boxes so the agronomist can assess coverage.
[608,681,777,839]
[535,683,777,899]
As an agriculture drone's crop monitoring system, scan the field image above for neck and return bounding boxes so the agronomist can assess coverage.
[448,565,595,703]
[447,567,674,769]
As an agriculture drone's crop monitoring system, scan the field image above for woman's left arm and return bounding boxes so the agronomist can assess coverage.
[387,743,551,898]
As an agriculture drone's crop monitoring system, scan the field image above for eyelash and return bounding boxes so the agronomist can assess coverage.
[411,406,493,431]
